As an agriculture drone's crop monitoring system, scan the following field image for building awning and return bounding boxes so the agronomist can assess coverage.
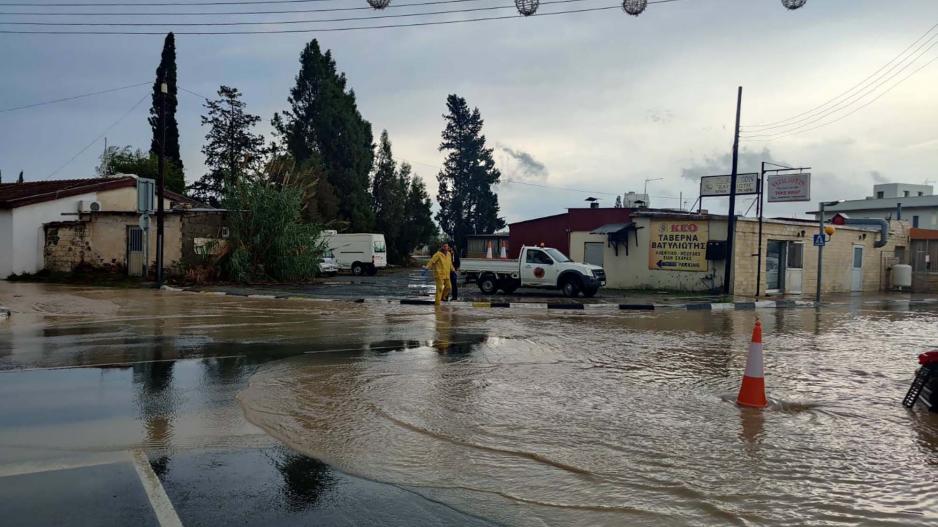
[591,222,641,256]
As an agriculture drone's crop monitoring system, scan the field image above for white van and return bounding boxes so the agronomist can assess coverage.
[321,231,388,276]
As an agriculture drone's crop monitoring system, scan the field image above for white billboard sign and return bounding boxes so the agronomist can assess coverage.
[767,173,811,202]
[700,173,759,197]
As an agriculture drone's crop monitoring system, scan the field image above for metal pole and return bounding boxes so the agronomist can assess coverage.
[723,86,743,295]
[816,202,825,303]
[156,82,167,287]
[755,162,765,296]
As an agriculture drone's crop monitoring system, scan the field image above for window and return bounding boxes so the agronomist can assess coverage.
[373,240,386,253]
[876,191,884,199]
[853,247,863,268]
[544,248,571,263]
[787,242,804,269]
[904,191,910,197]
[918,192,924,196]
[526,249,553,265]
[913,215,920,228]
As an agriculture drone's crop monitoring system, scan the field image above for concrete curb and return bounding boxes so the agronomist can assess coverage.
[160,285,820,312]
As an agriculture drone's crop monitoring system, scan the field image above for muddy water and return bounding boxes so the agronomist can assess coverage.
[240,306,938,526]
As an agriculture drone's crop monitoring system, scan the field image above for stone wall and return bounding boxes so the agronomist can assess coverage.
[43,222,92,272]
[180,211,228,263]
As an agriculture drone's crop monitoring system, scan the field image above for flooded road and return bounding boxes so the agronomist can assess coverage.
[2,283,938,525]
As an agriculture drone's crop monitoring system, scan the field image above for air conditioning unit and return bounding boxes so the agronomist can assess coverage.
[78,200,102,213]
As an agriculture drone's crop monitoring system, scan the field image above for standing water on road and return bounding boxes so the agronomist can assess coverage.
[240,305,938,526]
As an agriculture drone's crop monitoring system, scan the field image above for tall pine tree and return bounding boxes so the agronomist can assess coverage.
[401,163,438,258]
[436,94,505,252]
[274,39,374,231]
[148,32,185,194]
[371,130,408,263]
[189,85,265,208]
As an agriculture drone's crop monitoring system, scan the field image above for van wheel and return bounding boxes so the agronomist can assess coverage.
[366,264,378,276]
[561,277,581,298]
[478,274,499,295]
[351,262,365,276]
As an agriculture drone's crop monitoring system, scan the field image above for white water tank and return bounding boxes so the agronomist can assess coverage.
[892,264,912,288]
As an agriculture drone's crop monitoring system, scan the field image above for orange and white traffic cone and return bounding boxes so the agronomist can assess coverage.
[737,319,768,408]
[485,241,493,259]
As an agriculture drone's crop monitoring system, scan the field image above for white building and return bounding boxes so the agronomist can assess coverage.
[821,183,938,229]
[0,176,192,278]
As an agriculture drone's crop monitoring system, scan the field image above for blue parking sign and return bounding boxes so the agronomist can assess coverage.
[813,234,826,247]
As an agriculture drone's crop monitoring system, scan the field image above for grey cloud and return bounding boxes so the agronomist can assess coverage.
[681,147,782,181]
[497,144,548,181]
[869,170,889,184]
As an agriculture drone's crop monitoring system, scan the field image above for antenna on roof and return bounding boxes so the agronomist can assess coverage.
[17,171,24,184]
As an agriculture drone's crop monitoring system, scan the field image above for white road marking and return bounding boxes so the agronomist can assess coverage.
[0,452,127,478]
[131,449,184,527]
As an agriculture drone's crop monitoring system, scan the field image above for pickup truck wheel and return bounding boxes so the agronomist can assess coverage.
[561,277,581,298]
[478,274,499,295]
[351,262,365,276]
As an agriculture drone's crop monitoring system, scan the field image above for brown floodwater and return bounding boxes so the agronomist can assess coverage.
[239,304,938,526]
[2,283,937,525]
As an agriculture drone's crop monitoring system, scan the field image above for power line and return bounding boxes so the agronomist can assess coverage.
[0,0,338,6]
[0,81,149,113]
[0,0,591,26]
[47,91,150,178]
[0,0,484,16]
[0,1,683,34]
[741,21,938,131]
[743,53,938,142]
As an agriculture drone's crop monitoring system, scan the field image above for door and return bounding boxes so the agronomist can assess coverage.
[521,249,555,286]
[584,242,604,268]
[784,242,804,294]
[851,245,864,291]
[765,241,785,292]
[127,226,145,277]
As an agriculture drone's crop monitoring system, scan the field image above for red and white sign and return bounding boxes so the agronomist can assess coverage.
[767,173,811,202]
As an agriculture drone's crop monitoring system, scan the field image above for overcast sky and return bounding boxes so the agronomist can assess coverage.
[2,0,937,224]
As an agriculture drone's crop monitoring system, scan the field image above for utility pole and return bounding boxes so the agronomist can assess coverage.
[723,86,743,295]
[815,200,842,303]
[103,137,109,177]
[156,81,167,287]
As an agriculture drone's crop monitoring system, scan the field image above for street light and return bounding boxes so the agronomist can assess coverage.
[815,200,843,303]
[643,177,663,198]
[156,81,167,287]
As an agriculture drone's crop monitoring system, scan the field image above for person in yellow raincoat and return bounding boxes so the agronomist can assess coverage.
[425,243,453,305]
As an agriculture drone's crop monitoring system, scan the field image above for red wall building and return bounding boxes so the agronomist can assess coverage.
[508,208,632,258]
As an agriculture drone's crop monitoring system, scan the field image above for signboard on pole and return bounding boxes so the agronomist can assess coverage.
[648,219,709,272]
[700,173,759,197]
[767,173,811,202]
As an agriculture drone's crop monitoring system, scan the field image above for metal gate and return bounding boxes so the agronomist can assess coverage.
[584,242,604,268]
[127,226,145,277]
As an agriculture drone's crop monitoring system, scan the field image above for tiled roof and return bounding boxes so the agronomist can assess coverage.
[0,176,199,209]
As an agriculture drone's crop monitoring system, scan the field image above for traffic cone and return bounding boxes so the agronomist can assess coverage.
[486,241,493,259]
[736,319,768,408]
[499,242,507,259]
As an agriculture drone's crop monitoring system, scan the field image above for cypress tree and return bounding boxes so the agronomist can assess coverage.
[436,94,505,251]
[274,39,374,231]
[371,130,408,263]
[401,164,438,259]
[148,32,184,194]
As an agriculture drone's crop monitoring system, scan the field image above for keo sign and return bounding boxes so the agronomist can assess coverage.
[648,220,709,272]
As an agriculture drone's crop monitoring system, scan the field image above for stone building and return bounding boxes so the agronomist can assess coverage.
[1,175,225,278]
[567,210,909,296]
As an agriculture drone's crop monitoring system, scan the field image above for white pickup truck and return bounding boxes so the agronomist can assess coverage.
[460,246,606,298]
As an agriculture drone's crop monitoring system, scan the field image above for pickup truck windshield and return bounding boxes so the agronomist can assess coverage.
[544,248,571,263]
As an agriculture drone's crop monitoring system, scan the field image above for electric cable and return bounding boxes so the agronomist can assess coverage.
[46,91,149,178]
[0,0,485,16]
[0,81,149,113]
[741,21,938,131]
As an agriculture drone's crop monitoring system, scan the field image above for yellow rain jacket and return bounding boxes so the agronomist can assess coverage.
[426,250,454,279]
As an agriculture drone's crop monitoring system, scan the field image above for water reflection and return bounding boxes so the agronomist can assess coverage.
[273,448,337,511]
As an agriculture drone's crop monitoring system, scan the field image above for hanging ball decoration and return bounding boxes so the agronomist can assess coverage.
[367,0,391,9]
[781,0,807,9]
[622,0,647,16]
[514,0,539,17]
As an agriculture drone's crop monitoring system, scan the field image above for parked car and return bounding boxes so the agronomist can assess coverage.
[321,231,388,276]
[461,245,606,297]
[318,248,338,276]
